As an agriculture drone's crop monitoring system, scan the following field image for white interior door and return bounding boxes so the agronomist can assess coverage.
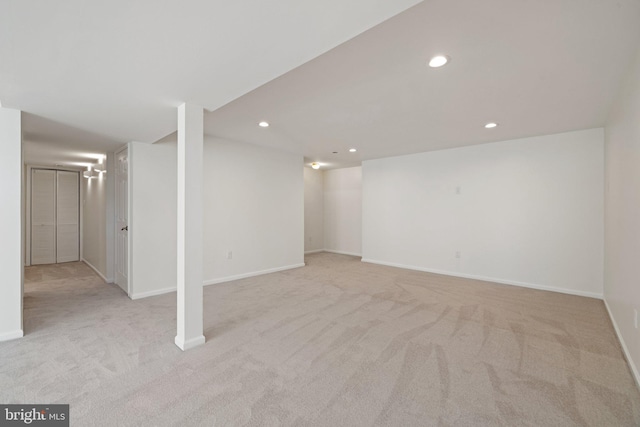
[115,148,129,293]
[31,169,56,265]
[56,170,80,263]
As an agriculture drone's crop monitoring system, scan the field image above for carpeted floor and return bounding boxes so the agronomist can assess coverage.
[1,252,639,426]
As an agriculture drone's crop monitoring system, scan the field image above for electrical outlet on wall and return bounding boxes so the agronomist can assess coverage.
[455,251,461,259]
[227,251,233,260]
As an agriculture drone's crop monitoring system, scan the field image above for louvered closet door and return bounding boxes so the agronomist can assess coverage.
[31,169,57,265]
[56,171,80,263]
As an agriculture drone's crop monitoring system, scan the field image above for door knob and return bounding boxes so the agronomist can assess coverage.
[121,226,128,231]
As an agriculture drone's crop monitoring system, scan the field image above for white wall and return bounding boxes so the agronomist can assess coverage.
[203,137,304,283]
[0,108,23,341]
[363,129,604,297]
[82,161,108,281]
[129,140,178,299]
[105,152,115,282]
[604,43,640,385]
[128,136,304,297]
[304,167,324,253]
[324,166,362,256]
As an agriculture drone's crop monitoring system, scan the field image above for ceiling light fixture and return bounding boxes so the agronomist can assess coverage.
[484,122,498,129]
[311,162,320,170]
[94,155,106,173]
[83,169,98,179]
[349,148,357,153]
[428,55,449,68]
[258,121,269,128]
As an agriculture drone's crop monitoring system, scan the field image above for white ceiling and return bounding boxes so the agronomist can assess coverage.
[21,113,118,168]
[205,0,640,169]
[1,0,422,166]
[4,0,640,169]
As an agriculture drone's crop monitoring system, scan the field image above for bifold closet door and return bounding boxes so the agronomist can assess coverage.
[31,169,80,265]
[31,169,57,265]
[56,170,79,263]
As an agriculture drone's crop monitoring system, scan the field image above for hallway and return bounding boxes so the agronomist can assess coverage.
[12,261,180,420]
[24,262,126,335]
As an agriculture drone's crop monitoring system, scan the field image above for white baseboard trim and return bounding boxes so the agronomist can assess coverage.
[304,249,324,255]
[324,249,362,257]
[130,264,306,300]
[204,263,306,286]
[604,298,640,389]
[82,258,112,283]
[175,335,205,351]
[130,287,176,300]
[361,258,603,299]
[0,329,24,342]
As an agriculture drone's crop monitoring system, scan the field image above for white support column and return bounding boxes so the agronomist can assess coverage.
[0,108,23,341]
[175,103,205,351]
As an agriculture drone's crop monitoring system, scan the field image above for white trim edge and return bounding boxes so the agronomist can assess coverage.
[360,258,603,299]
[604,298,640,389]
[304,249,324,254]
[175,334,205,351]
[130,264,307,300]
[130,287,176,300]
[0,329,24,342]
[82,258,111,283]
[324,250,362,257]
[204,263,305,286]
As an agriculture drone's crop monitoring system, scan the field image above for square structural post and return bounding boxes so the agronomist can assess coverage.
[0,108,23,341]
[175,103,205,351]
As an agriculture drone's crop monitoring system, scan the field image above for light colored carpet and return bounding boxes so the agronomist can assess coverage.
[1,253,639,426]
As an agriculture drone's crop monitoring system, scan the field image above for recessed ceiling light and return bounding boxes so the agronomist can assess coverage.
[485,122,498,129]
[258,121,269,128]
[349,148,357,153]
[311,162,320,170]
[428,55,449,68]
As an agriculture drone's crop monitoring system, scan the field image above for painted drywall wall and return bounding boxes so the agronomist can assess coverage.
[203,137,304,283]
[105,153,115,282]
[324,166,362,256]
[82,161,108,281]
[128,136,304,297]
[0,108,23,341]
[304,167,324,253]
[604,43,640,385]
[363,128,604,297]
[129,140,178,299]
